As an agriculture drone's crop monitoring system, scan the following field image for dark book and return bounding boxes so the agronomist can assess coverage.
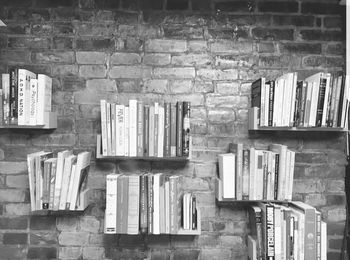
[43,159,52,210]
[337,75,346,127]
[315,78,327,127]
[265,204,275,260]
[274,154,279,200]
[297,81,308,127]
[35,152,54,210]
[137,102,144,157]
[182,101,190,157]
[293,81,302,127]
[251,78,265,108]
[9,68,18,125]
[139,173,148,234]
[117,175,128,234]
[143,105,149,157]
[191,195,197,230]
[164,102,171,157]
[267,81,275,127]
[176,102,183,157]
[170,103,177,157]
[250,206,263,260]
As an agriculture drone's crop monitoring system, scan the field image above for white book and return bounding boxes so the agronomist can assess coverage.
[18,69,36,125]
[157,105,164,157]
[255,150,264,200]
[260,81,267,126]
[279,73,294,126]
[218,153,235,199]
[110,103,116,156]
[127,175,140,234]
[105,174,120,234]
[59,154,77,210]
[248,235,257,260]
[66,163,76,210]
[164,180,170,234]
[153,173,162,234]
[115,105,125,156]
[53,150,73,210]
[274,206,282,260]
[27,151,45,211]
[106,102,112,156]
[273,78,285,127]
[29,78,38,126]
[48,158,58,210]
[35,152,54,210]
[249,148,257,200]
[129,100,137,157]
[124,106,129,156]
[287,150,295,201]
[149,105,155,157]
[321,221,327,260]
[100,100,108,156]
[304,81,313,127]
[340,75,350,128]
[309,81,319,127]
[37,74,52,125]
[69,151,91,210]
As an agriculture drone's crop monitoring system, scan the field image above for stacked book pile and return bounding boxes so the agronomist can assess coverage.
[104,173,198,235]
[218,143,295,201]
[27,150,91,212]
[252,72,349,128]
[100,100,191,158]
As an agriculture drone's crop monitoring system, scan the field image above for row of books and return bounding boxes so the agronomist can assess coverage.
[26,150,91,212]
[0,69,53,126]
[104,173,198,235]
[249,202,326,260]
[100,100,191,158]
[218,143,295,201]
[252,72,349,128]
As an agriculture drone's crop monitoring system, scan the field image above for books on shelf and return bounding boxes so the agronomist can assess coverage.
[99,100,191,158]
[251,72,349,129]
[104,173,200,235]
[248,202,327,260]
[217,143,295,202]
[26,150,92,212]
[0,69,54,127]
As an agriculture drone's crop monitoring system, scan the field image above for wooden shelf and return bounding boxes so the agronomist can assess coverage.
[0,111,57,129]
[96,134,190,161]
[248,107,347,132]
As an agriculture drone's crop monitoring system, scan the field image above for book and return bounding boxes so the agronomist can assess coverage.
[164,178,170,233]
[242,149,250,200]
[37,74,52,126]
[129,99,137,157]
[115,104,125,156]
[48,158,57,210]
[218,153,236,199]
[229,143,243,200]
[42,158,53,209]
[59,154,77,210]
[191,194,197,230]
[116,175,128,234]
[35,152,54,210]
[248,235,258,260]
[152,173,162,234]
[147,173,154,234]
[273,78,285,127]
[251,77,266,125]
[267,81,275,126]
[137,101,144,157]
[143,105,150,156]
[149,105,155,157]
[164,102,171,157]
[269,144,288,201]
[250,206,263,260]
[124,106,129,156]
[127,175,140,234]
[139,173,148,234]
[157,105,164,158]
[100,100,108,156]
[18,69,36,125]
[176,102,183,156]
[170,103,177,157]
[2,73,10,125]
[321,221,327,260]
[110,103,116,156]
[154,102,159,157]
[258,203,275,260]
[106,102,112,156]
[9,68,18,125]
[28,78,38,126]
[249,148,257,200]
[105,174,119,234]
[182,101,191,157]
[69,151,91,210]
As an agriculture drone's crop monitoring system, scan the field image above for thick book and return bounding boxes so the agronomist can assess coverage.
[105,174,120,234]
[58,154,77,210]
[2,73,10,125]
[267,81,275,127]
[242,149,250,200]
[143,105,150,156]
[69,151,91,210]
[17,69,36,125]
[169,175,182,234]
[37,74,52,126]
[48,158,57,210]
[137,102,144,157]
[127,175,140,234]
[164,102,171,157]
[251,77,266,126]
[269,144,288,201]
[42,159,53,210]
[28,79,38,126]
[229,143,243,200]
[139,173,148,234]
[129,99,138,157]
[115,105,125,156]
[273,78,285,127]
[218,153,236,199]
[182,101,191,157]
[176,102,183,157]
[249,148,257,200]
[117,175,129,234]
[257,203,275,260]
[321,221,327,260]
[152,173,163,234]
[249,206,263,260]
[100,100,108,156]
[9,68,18,125]
[170,103,177,157]
[35,152,54,210]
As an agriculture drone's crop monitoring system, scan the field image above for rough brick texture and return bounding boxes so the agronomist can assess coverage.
[0,0,346,259]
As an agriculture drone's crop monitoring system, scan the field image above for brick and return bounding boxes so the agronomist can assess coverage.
[30,216,56,230]
[86,79,117,92]
[326,207,346,222]
[74,22,117,37]
[206,94,248,109]
[304,193,326,207]
[0,189,26,202]
[32,51,75,64]
[327,194,346,206]
[119,234,145,247]
[52,22,74,35]
[142,79,168,93]
[8,37,50,49]
[3,233,28,244]
[219,235,244,249]
[197,69,238,81]
[327,180,345,193]
[258,1,298,13]
[324,43,344,55]
[52,65,79,76]
[8,8,50,20]
[208,109,235,123]
[174,249,200,260]
[30,232,58,245]
[78,104,101,119]
[31,134,76,146]
[117,80,141,93]
[325,56,344,68]
[118,25,138,37]
[259,55,301,68]
[215,1,252,12]
[168,80,192,94]
[80,216,100,233]
[215,55,256,69]
[143,54,171,66]
[301,3,343,15]
[0,217,27,229]
[27,247,57,259]
[201,249,231,260]
[6,175,28,188]
[59,247,82,259]
[58,232,89,246]
[79,65,107,78]
[76,38,114,50]
[216,82,240,95]
[210,40,253,54]
[324,16,342,28]
[252,28,294,40]
[150,250,171,260]
[145,39,187,53]
[0,245,26,259]
[0,162,27,174]
[51,9,94,21]
[0,50,31,62]
[195,192,216,207]
[299,30,343,41]
[5,203,30,215]
[154,67,195,79]
[293,179,325,194]
[31,23,53,35]
[111,53,141,65]
[82,246,104,259]
[109,66,152,78]
[171,54,211,67]
[182,177,209,191]
[163,26,204,39]
[273,15,314,27]
[302,55,326,68]
[280,43,322,55]
[57,217,79,231]
[76,51,106,64]
[105,248,148,259]
[194,80,214,93]
[197,234,220,247]
[188,40,208,53]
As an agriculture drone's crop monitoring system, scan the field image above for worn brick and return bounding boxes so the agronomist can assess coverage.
[302,55,326,68]
[0,245,26,259]
[145,39,187,53]
[258,1,298,13]
[324,43,344,55]
[86,79,117,92]
[109,66,152,79]
[52,65,79,76]
[111,53,141,65]
[0,162,27,174]
[326,207,346,222]
[143,53,171,66]
[80,217,100,233]
[259,55,301,68]
[79,65,107,78]
[32,51,75,64]
[117,79,141,93]
[154,67,195,79]
[82,246,104,259]
[301,3,343,15]
[142,79,167,93]
[210,40,253,54]
[188,40,208,53]
[299,30,343,41]
[201,248,231,260]
[3,233,27,244]
[206,94,248,109]
[293,179,326,194]
[8,37,50,49]
[252,28,294,40]
[197,69,238,81]
[0,217,27,229]
[0,189,26,202]
[53,37,73,49]
[57,217,79,232]
[173,249,200,260]
[58,246,82,259]
[27,247,57,259]
[6,175,28,188]
[215,1,252,12]
[168,80,192,94]
[5,203,30,215]
[324,16,342,28]
[30,232,57,245]
[76,38,114,50]
[30,216,56,230]
[215,55,256,69]
[194,80,214,93]
[171,54,211,67]
[0,50,31,62]
[273,15,314,27]
[76,51,106,64]
[280,43,322,55]
[59,232,89,246]
[216,82,240,95]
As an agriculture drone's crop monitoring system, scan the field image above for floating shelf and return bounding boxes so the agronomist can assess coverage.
[0,111,57,129]
[96,134,190,161]
[248,107,347,132]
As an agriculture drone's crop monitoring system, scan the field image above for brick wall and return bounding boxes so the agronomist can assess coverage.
[0,0,346,259]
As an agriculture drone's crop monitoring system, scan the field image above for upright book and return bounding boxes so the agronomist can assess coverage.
[37,74,52,126]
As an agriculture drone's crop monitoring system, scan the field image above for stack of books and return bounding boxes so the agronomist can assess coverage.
[248,202,327,260]
[26,150,91,212]
[1,68,53,126]
[217,143,295,201]
[252,72,349,128]
[100,100,191,158]
[104,173,198,235]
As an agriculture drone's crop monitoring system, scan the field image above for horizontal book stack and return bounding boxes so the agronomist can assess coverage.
[249,202,327,260]
[217,143,295,201]
[251,72,349,128]
[0,68,55,127]
[26,150,91,212]
[104,173,200,235]
[99,100,191,158]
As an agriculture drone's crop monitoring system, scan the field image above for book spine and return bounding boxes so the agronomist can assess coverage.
[176,102,183,157]
[29,79,38,126]
[127,176,140,234]
[315,78,327,127]
[17,69,26,125]
[164,102,171,157]
[242,149,250,200]
[148,106,154,157]
[2,74,10,125]
[143,105,149,157]
[274,154,279,200]
[147,174,153,234]
[116,105,125,156]
[154,103,159,157]
[169,177,177,234]
[37,74,52,125]
[299,81,307,127]
[170,103,177,157]
[0,88,2,125]
[42,160,51,210]
[137,102,144,157]
[129,100,137,157]
[106,102,112,156]
[100,100,108,156]
[110,103,116,156]
[316,212,321,260]
[105,174,118,234]
[48,159,57,210]
[9,68,18,125]
[116,175,124,233]
[122,176,129,234]
[124,107,129,156]
[266,204,275,260]
[268,81,274,127]
[191,195,197,230]
[139,174,148,234]
[182,102,190,157]
[157,105,164,158]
